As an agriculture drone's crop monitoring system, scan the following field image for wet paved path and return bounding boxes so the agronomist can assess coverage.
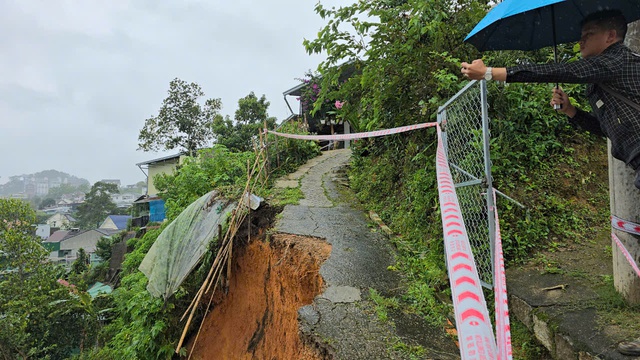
[275,149,459,359]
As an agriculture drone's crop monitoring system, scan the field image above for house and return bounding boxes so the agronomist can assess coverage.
[43,206,72,215]
[282,63,357,149]
[110,193,136,208]
[35,224,51,240]
[44,228,113,265]
[45,213,76,229]
[136,153,185,197]
[131,196,166,228]
[99,215,131,231]
[60,229,112,265]
[43,229,72,262]
[132,153,184,226]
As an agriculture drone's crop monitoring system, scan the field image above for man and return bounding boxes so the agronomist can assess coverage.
[461,9,640,191]
[462,9,640,355]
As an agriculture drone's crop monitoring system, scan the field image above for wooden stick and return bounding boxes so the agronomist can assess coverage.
[188,264,225,360]
[180,230,231,321]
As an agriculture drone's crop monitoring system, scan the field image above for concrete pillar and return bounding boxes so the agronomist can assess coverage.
[609,145,640,304]
[610,21,640,305]
[344,121,351,149]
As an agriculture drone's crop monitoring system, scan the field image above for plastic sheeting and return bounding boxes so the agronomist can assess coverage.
[139,191,235,299]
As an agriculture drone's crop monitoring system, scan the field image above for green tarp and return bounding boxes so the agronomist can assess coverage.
[139,191,234,299]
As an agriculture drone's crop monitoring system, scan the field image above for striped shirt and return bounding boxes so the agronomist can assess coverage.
[506,42,640,170]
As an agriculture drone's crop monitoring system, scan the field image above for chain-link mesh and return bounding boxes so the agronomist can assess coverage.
[438,81,494,288]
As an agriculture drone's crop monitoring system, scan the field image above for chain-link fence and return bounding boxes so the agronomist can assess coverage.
[437,80,495,288]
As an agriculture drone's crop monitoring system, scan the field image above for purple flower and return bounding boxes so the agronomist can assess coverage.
[335,100,344,109]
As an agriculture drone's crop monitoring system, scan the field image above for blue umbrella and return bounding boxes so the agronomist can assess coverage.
[465,0,640,52]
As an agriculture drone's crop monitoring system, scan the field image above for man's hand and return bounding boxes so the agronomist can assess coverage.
[550,87,577,117]
[461,59,487,80]
[461,60,507,81]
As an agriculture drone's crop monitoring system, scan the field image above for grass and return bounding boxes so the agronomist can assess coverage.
[369,288,400,322]
[268,186,304,206]
[510,320,551,359]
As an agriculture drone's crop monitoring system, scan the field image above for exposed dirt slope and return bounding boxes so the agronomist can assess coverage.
[187,233,331,360]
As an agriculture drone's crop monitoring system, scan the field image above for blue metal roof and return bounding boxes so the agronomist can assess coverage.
[108,215,132,230]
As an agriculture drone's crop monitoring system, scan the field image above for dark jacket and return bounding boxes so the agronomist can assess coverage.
[506,42,640,170]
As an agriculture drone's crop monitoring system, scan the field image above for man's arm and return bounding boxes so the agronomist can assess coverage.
[552,88,605,137]
[461,60,506,81]
[462,45,624,84]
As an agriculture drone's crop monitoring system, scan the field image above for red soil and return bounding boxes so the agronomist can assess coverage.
[186,233,331,360]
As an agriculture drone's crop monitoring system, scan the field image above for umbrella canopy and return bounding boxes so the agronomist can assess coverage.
[465,0,640,51]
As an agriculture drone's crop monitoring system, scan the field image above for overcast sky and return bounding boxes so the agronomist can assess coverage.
[0,0,352,186]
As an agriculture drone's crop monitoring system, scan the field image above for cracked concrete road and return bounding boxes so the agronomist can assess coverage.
[275,149,459,360]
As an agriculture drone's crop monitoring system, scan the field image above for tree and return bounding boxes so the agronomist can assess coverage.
[212,92,277,152]
[40,197,56,209]
[0,199,93,359]
[72,248,89,274]
[0,199,47,278]
[76,182,120,229]
[138,78,222,156]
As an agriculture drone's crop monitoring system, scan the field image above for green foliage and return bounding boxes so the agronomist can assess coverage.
[0,199,46,276]
[72,248,90,274]
[138,78,222,156]
[39,197,56,209]
[268,187,304,207]
[75,182,120,229]
[0,266,97,359]
[0,199,96,359]
[93,223,214,359]
[304,0,487,132]
[295,70,346,125]
[510,320,549,359]
[154,145,254,221]
[369,288,400,322]
[95,237,114,263]
[212,92,277,152]
[95,231,126,264]
[267,120,321,176]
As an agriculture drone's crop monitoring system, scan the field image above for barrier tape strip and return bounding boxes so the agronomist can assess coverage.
[436,125,497,360]
[611,215,640,236]
[267,122,436,141]
[492,191,513,360]
[612,232,640,279]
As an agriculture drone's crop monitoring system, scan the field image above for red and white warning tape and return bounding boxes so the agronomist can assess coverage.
[492,191,513,360]
[610,215,640,279]
[436,125,497,359]
[611,215,640,236]
[267,122,436,141]
[612,232,640,279]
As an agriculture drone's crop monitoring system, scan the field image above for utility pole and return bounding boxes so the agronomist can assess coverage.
[611,21,640,304]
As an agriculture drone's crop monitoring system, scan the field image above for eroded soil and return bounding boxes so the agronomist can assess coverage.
[186,233,331,360]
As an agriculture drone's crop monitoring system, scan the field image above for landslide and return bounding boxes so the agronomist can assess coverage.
[186,231,332,360]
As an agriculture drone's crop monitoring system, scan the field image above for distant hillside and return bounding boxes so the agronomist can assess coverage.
[0,170,90,198]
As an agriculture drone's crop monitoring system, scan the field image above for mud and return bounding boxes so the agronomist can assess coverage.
[186,233,331,360]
